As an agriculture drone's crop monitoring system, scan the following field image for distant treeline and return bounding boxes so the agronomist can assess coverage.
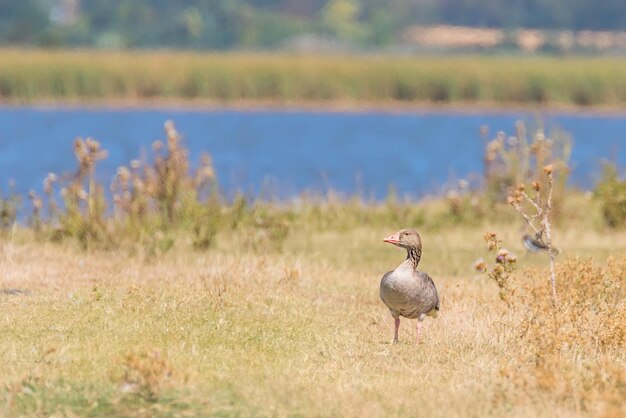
[1,50,626,107]
[3,0,626,50]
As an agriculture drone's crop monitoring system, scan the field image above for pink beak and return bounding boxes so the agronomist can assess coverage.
[383,233,400,244]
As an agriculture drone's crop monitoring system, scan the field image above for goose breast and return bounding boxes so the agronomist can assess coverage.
[380,268,439,319]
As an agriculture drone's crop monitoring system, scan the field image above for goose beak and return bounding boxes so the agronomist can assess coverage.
[383,233,400,244]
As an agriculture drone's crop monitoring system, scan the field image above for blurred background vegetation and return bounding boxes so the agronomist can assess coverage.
[4,1,626,106]
[4,0,626,52]
[1,118,622,256]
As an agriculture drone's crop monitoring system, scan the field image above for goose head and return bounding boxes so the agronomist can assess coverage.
[383,228,422,250]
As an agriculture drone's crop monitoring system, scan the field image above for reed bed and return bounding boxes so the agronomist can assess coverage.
[2,49,626,107]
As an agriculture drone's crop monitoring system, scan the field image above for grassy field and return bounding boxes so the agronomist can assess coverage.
[1,203,625,417]
[3,49,626,108]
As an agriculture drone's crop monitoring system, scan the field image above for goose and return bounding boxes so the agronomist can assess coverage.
[380,228,439,344]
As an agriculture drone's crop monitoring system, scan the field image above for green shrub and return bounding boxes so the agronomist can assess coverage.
[594,163,626,228]
[0,185,19,234]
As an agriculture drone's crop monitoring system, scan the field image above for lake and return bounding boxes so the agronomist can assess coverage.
[0,107,624,202]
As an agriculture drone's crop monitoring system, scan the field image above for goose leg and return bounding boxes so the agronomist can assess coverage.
[416,320,423,344]
[393,316,400,343]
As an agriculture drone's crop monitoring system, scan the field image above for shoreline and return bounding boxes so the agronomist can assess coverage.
[2,98,626,116]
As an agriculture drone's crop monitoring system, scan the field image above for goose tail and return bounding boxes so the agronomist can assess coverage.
[427,307,439,318]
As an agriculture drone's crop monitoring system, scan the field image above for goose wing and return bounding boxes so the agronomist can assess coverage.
[415,271,440,312]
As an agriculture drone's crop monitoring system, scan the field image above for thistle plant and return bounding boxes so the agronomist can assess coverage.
[42,172,59,223]
[474,232,517,304]
[111,121,218,230]
[59,138,109,247]
[28,191,42,232]
[14,120,292,253]
[111,162,151,230]
[507,165,559,305]
[482,121,571,211]
[153,120,191,224]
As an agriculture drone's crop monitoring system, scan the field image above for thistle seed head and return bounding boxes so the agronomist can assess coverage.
[483,231,497,241]
[532,180,542,191]
[474,258,487,272]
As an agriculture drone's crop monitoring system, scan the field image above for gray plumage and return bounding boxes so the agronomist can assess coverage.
[380,228,439,343]
[522,233,548,252]
[522,233,560,255]
[380,267,439,320]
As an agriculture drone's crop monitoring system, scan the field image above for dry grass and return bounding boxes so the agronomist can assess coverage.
[0,220,624,417]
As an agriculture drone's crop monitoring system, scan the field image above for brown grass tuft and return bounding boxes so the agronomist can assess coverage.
[499,257,626,416]
[115,349,174,402]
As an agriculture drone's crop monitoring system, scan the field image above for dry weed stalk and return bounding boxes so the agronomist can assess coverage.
[58,137,109,247]
[154,120,191,223]
[502,257,626,415]
[475,232,517,303]
[27,191,42,232]
[42,172,58,223]
[482,122,571,213]
[74,138,108,222]
[3,118,327,254]
[507,166,559,305]
[112,121,217,228]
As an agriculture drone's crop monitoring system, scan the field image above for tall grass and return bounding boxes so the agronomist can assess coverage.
[13,118,618,260]
[2,50,626,107]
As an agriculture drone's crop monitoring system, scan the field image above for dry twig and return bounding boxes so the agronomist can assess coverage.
[508,166,559,305]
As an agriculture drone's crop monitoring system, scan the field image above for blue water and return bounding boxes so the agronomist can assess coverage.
[0,107,624,201]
